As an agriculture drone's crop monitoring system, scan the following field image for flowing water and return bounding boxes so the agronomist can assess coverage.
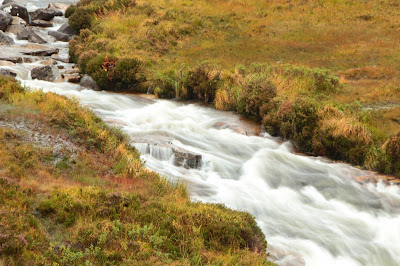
[2,1,400,265]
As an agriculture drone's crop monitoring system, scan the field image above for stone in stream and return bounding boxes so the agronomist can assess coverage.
[0,55,22,63]
[19,28,56,44]
[30,20,53,28]
[0,3,30,24]
[30,8,62,21]
[31,65,57,82]
[0,68,16,77]
[48,3,69,11]
[0,60,15,66]
[80,74,99,90]
[51,54,70,63]
[0,10,12,31]
[173,147,202,169]
[48,30,71,42]
[0,30,13,44]
[57,22,74,35]
[64,73,81,83]
[6,24,23,34]
[21,44,59,56]
[11,16,26,25]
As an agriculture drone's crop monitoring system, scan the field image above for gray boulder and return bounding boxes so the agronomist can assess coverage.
[80,74,98,90]
[16,27,30,40]
[6,24,23,34]
[0,3,30,24]
[57,22,73,35]
[30,20,53,28]
[31,65,56,81]
[2,0,14,5]
[30,8,62,21]
[26,29,55,44]
[0,68,16,77]
[0,10,12,31]
[0,30,14,44]
[22,44,59,56]
[48,30,71,42]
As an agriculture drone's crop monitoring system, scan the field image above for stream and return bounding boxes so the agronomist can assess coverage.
[1,1,400,265]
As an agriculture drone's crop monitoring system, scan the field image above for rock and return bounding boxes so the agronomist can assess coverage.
[39,58,57,65]
[0,68,16,77]
[0,3,30,24]
[64,73,81,83]
[21,44,59,56]
[23,57,33,63]
[0,30,14,44]
[60,68,79,75]
[57,65,64,69]
[2,0,14,5]
[28,29,56,44]
[0,60,15,66]
[5,24,23,34]
[48,3,69,11]
[16,27,29,40]
[0,10,12,31]
[11,16,26,25]
[48,30,71,41]
[173,148,202,169]
[30,8,62,21]
[30,20,53,28]
[0,55,21,63]
[57,22,73,35]
[31,65,56,81]
[51,53,69,63]
[80,74,98,90]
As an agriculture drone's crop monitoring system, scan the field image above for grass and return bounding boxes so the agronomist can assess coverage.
[67,0,400,176]
[0,76,271,265]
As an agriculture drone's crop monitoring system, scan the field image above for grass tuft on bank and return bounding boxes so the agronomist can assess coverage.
[67,0,400,177]
[0,76,270,265]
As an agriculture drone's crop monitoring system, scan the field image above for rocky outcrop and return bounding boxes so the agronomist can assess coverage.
[30,20,53,28]
[57,22,74,35]
[48,30,71,42]
[0,68,16,77]
[0,30,13,44]
[30,8,62,21]
[80,74,99,90]
[0,10,12,31]
[31,65,57,81]
[0,3,30,24]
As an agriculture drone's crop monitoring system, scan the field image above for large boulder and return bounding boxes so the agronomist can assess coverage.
[11,16,26,25]
[31,65,56,81]
[0,10,12,31]
[0,68,16,77]
[80,74,99,90]
[22,44,59,56]
[6,24,23,34]
[30,8,62,21]
[30,20,53,28]
[57,22,74,35]
[0,3,30,24]
[18,28,56,44]
[16,27,30,40]
[48,30,71,42]
[0,30,14,45]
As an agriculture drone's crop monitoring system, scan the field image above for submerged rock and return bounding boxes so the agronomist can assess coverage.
[0,10,12,31]
[0,30,14,44]
[173,147,202,169]
[0,3,30,24]
[80,74,99,90]
[31,65,57,81]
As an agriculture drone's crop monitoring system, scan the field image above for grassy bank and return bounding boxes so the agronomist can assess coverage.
[0,76,270,265]
[67,0,400,177]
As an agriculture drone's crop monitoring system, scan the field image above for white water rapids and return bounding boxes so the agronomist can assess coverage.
[2,1,400,265]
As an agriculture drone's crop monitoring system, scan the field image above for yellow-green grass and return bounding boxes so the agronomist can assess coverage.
[0,76,270,265]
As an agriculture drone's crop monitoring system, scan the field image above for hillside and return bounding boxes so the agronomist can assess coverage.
[67,0,400,177]
[0,76,270,265]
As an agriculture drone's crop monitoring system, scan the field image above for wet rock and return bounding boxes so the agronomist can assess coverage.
[28,29,56,44]
[48,3,69,11]
[51,53,70,63]
[64,73,81,83]
[80,74,99,90]
[173,148,202,169]
[57,22,73,35]
[39,58,57,65]
[30,8,62,21]
[11,16,26,25]
[48,30,71,41]
[0,30,14,44]
[5,24,23,34]
[21,44,59,56]
[0,68,16,77]
[0,10,12,31]
[61,68,80,75]
[0,55,22,63]
[0,3,30,24]
[31,65,56,81]
[16,27,29,40]
[0,60,15,66]
[30,20,53,28]
[57,65,64,69]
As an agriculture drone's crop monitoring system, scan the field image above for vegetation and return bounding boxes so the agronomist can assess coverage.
[67,0,400,176]
[0,76,270,265]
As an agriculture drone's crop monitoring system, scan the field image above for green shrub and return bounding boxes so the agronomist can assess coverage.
[184,65,221,103]
[65,5,77,18]
[68,8,95,34]
[237,73,276,120]
[385,133,400,176]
